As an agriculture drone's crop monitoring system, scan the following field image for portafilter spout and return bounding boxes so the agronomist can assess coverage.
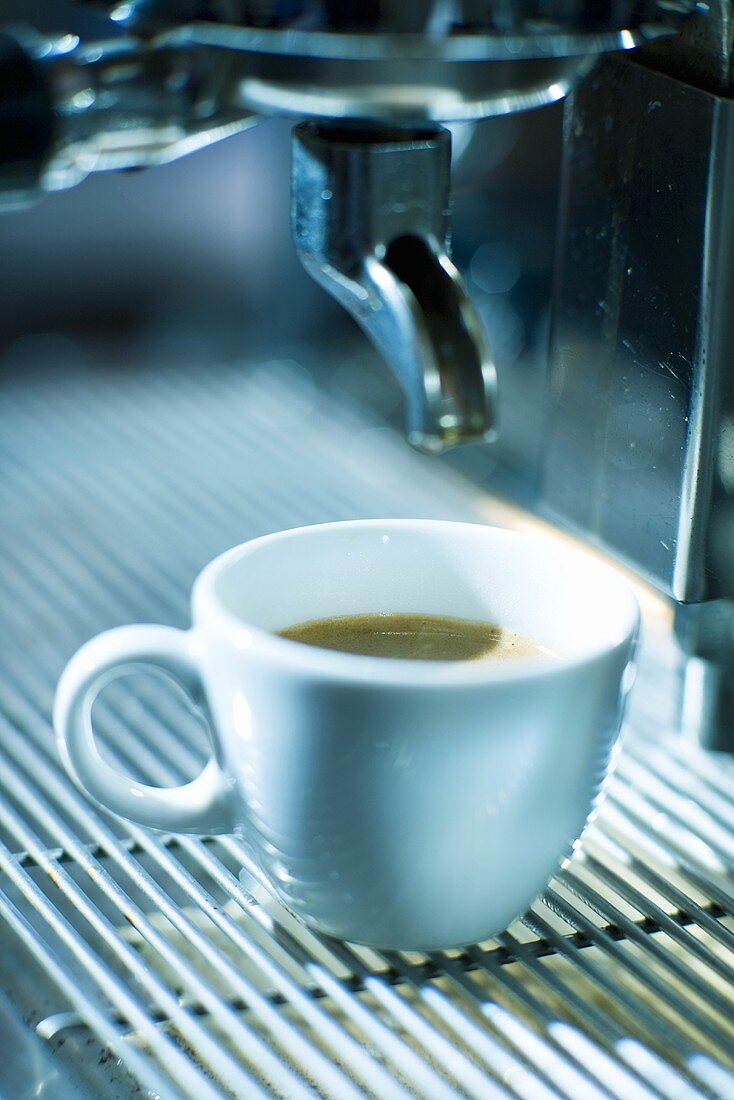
[291,123,497,453]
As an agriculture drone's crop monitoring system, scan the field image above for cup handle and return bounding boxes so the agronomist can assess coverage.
[54,624,237,834]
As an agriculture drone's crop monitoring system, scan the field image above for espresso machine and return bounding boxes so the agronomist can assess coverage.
[3,4,734,1098]
[7,0,734,753]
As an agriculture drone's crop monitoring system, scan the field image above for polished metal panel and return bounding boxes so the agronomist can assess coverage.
[0,354,733,1097]
[640,0,734,93]
[544,54,734,604]
[674,600,734,753]
[540,42,734,751]
[292,124,497,451]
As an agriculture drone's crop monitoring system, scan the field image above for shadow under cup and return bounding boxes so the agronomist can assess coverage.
[201,521,640,950]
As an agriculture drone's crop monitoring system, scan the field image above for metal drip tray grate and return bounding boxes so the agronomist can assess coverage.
[1,351,733,1099]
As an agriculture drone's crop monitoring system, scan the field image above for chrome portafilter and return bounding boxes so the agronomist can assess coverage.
[0,0,696,447]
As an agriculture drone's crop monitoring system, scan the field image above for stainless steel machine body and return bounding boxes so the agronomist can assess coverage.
[545,51,734,604]
[540,9,734,749]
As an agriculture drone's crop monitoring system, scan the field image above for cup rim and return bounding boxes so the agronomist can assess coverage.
[192,519,640,686]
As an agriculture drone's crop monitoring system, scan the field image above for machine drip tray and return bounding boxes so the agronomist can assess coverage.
[0,350,732,1098]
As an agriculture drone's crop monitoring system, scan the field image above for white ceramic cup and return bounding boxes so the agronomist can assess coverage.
[54,519,639,950]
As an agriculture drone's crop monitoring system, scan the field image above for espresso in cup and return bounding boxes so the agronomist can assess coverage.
[279,612,558,662]
[55,519,639,950]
